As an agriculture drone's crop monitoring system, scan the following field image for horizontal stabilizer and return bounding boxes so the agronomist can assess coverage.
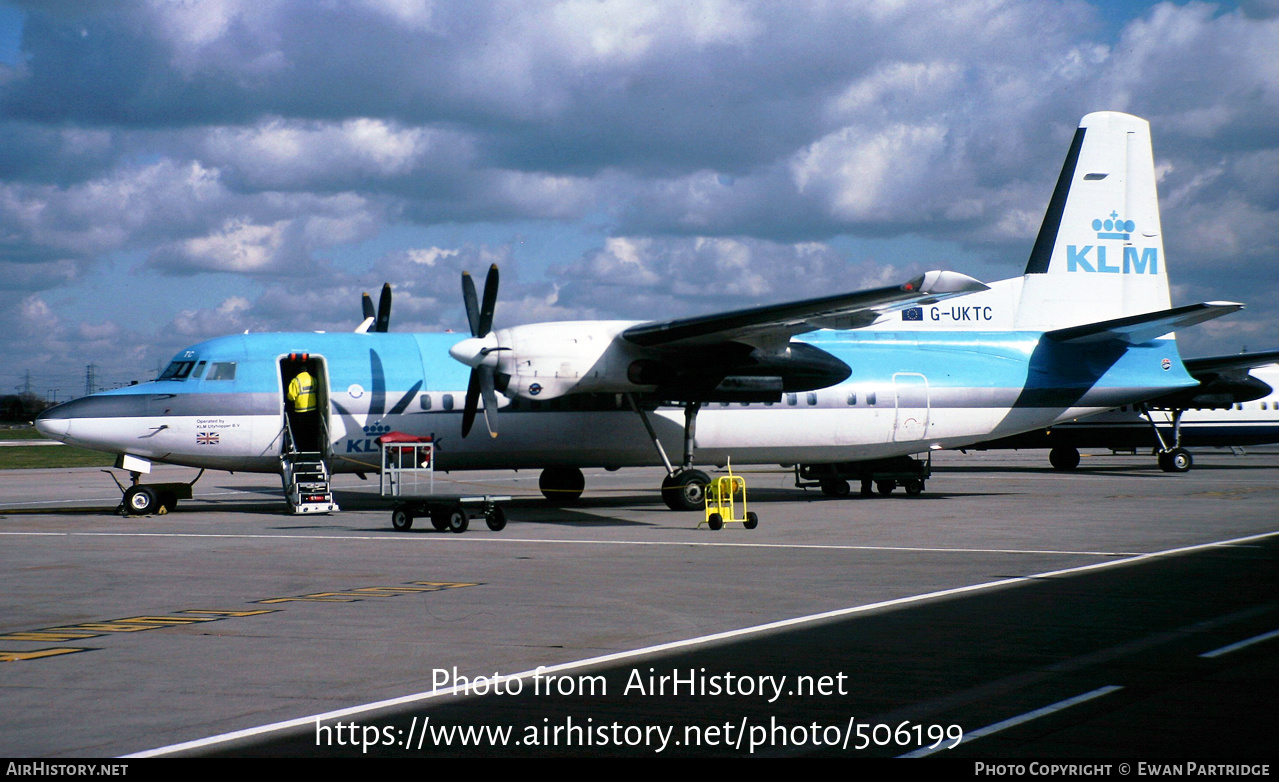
[1045,302,1242,345]
[622,270,988,348]
[1184,348,1279,375]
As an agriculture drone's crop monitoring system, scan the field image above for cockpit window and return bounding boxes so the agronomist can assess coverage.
[206,362,237,381]
[158,360,197,381]
[192,361,207,379]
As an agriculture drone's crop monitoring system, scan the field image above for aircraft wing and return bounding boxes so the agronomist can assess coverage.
[620,270,988,349]
[1044,302,1243,345]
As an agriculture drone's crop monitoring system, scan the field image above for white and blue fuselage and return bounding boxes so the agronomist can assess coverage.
[36,328,1194,475]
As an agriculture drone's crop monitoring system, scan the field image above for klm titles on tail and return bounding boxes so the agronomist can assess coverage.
[1067,213,1159,275]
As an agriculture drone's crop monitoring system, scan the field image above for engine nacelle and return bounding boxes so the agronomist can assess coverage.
[489,321,852,403]
[495,321,646,400]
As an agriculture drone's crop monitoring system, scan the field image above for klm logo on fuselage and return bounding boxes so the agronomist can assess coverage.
[1066,212,1158,275]
[345,420,391,453]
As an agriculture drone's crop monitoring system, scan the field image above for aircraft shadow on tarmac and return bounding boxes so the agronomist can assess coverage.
[210,536,1279,759]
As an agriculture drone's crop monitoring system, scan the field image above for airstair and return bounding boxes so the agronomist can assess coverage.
[280,417,339,514]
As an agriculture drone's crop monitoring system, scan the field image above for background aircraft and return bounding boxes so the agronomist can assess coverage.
[967,360,1279,471]
[35,112,1242,515]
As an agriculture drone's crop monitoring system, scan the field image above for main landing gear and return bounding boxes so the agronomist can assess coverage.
[539,466,585,504]
[1047,407,1193,473]
[1049,446,1081,471]
[1143,405,1193,473]
[627,396,711,511]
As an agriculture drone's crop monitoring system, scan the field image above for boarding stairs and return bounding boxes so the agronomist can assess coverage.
[280,418,339,514]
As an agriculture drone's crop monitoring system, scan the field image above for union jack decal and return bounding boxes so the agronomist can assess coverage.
[196,432,220,445]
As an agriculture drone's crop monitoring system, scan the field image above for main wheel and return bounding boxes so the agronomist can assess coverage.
[744,511,759,530]
[876,480,896,496]
[447,505,469,533]
[661,469,710,511]
[485,506,507,531]
[391,508,414,531]
[706,512,723,531]
[1049,446,1081,471]
[1164,448,1193,473]
[821,479,851,497]
[123,486,158,516]
[539,466,585,504]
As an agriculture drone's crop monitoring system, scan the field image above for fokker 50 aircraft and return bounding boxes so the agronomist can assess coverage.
[36,112,1243,516]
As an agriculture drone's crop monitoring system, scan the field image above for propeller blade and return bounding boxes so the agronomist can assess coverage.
[479,365,499,438]
[477,264,499,337]
[462,272,481,337]
[375,283,392,333]
[461,368,481,438]
[362,292,376,322]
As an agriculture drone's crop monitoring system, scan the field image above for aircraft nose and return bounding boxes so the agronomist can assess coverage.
[34,407,70,441]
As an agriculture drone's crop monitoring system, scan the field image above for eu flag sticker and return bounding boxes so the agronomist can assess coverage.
[902,307,923,321]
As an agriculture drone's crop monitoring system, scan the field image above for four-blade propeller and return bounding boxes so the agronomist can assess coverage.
[452,265,503,438]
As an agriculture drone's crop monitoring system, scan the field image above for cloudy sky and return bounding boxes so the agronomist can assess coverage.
[1,0,1276,399]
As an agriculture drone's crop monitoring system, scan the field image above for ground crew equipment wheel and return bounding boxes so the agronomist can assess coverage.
[430,508,450,531]
[821,479,850,497]
[744,511,759,529]
[447,504,469,533]
[391,508,414,531]
[485,506,507,531]
[707,512,723,531]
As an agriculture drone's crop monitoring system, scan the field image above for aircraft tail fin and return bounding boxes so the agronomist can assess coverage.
[1015,112,1175,332]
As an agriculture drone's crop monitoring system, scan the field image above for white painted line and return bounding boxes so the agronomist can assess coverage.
[125,529,1279,758]
[0,530,1143,558]
[1200,628,1279,659]
[898,685,1123,758]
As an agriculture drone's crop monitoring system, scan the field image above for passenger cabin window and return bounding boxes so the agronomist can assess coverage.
[847,391,857,406]
[867,391,877,406]
[442,394,454,411]
[420,394,432,410]
[206,362,236,380]
[786,393,797,406]
[806,393,818,406]
[158,360,197,381]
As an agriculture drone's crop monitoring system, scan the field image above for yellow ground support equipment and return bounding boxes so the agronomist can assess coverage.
[700,463,759,531]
